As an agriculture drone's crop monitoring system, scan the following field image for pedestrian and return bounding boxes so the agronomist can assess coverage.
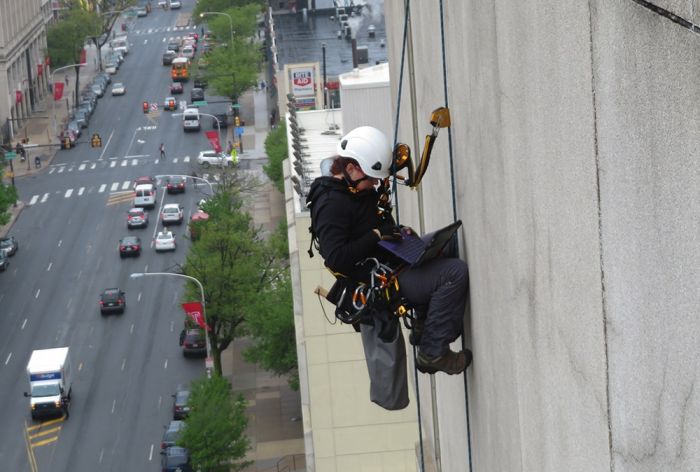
[306,126,471,375]
[64,76,69,86]
[201,26,204,36]
[227,140,234,153]
[259,80,266,91]
[61,395,70,418]
[159,143,165,161]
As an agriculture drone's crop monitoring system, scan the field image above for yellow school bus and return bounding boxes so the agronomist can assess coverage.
[171,57,190,81]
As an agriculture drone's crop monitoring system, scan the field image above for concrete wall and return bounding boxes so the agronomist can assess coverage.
[381,0,700,471]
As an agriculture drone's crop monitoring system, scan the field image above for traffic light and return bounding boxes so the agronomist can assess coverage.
[143,101,149,113]
[234,116,240,127]
[91,133,102,148]
[62,137,72,149]
[169,99,175,110]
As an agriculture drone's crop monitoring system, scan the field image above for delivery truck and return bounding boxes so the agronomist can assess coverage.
[24,347,72,419]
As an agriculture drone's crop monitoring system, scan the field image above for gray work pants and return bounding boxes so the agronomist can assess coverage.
[397,258,469,358]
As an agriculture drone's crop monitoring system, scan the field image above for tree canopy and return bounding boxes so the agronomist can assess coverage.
[263,121,288,193]
[179,376,251,472]
[0,183,17,226]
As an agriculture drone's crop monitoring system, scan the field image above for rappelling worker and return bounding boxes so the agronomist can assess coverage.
[307,126,472,375]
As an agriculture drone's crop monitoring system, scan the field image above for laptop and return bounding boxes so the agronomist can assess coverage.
[379,220,462,267]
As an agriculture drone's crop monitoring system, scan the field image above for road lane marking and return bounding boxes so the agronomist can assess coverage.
[21,319,27,329]
[99,129,115,160]
[99,448,104,464]
[5,352,11,365]
[137,292,142,302]
[78,362,83,371]
[110,161,116,168]
[41,193,49,203]
[35,289,40,299]
[173,157,178,163]
[91,163,96,169]
[99,184,106,192]
[47,262,52,271]
[31,436,59,447]
[158,396,162,409]
[132,159,138,166]
[130,324,134,334]
[122,181,131,190]
[111,182,119,191]
[58,167,65,173]
[57,240,62,247]
[26,417,64,431]
[148,444,154,461]
[121,358,126,371]
[78,187,85,196]
[64,189,73,198]
[112,399,116,413]
[183,156,190,162]
[49,167,56,174]
[121,160,128,167]
[164,359,168,369]
[29,426,61,439]
[29,195,38,205]
[78,163,86,171]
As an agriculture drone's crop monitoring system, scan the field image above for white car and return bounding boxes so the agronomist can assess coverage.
[197,150,235,167]
[155,231,176,251]
[170,1,182,9]
[112,82,126,96]
[161,204,184,225]
[181,46,195,59]
[105,63,117,75]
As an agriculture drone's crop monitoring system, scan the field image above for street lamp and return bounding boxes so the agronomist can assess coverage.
[130,272,213,377]
[199,11,234,47]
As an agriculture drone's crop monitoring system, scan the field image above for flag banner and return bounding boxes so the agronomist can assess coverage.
[182,302,209,330]
[205,130,221,153]
[53,82,64,101]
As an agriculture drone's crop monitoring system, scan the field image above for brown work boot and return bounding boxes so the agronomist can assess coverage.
[416,349,472,375]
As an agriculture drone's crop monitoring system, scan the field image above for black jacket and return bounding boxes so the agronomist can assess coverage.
[307,177,396,281]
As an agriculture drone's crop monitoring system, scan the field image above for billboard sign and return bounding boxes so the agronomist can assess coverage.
[290,66,314,96]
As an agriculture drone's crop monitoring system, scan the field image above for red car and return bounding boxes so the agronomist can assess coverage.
[119,236,141,257]
[170,82,184,94]
[166,176,186,194]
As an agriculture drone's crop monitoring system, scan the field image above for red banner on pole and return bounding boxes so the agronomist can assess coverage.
[53,82,64,101]
[80,48,87,65]
[205,130,222,153]
[15,91,22,104]
[37,64,43,77]
[182,302,209,330]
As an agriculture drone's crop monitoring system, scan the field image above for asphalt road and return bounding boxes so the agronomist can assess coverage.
[0,3,228,470]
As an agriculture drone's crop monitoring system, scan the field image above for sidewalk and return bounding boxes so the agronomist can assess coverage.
[5,43,101,180]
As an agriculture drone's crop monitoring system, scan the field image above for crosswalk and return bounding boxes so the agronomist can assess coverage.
[47,156,192,174]
[26,173,222,207]
[127,25,199,36]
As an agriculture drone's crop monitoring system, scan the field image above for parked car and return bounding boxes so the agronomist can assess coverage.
[105,63,117,74]
[162,50,177,65]
[96,72,111,85]
[66,121,81,138]
[172,386,191,419]
[212,113,228,128]
[180,329,206,357]
[91,83,105,97]
[165,176,186,194]
[190,87,204,102]
[193,76,208,89]
[111,82,126,96]
[155,231,176,251]
[126,208,149,228]
[0,236,18,256]
[99,288,125,314]
[118,236,141,257]
[161,420,185,450]
[161,447,192,472]
[161,203,184,225]
[0,252,9,271]
[74,111,89,129]
[197,150,234,167]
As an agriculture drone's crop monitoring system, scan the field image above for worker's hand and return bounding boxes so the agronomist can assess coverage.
[374,224,402,241]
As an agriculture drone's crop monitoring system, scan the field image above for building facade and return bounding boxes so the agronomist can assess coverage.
[0,0,51,145]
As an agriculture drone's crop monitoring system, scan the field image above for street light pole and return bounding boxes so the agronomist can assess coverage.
[129,272,213,377]
[199,11,234,48]
[50,63,85,139]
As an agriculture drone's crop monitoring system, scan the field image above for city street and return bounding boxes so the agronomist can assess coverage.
[0,3,232,470]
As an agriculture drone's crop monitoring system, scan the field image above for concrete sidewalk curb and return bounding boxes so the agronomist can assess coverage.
[0,201,25,238]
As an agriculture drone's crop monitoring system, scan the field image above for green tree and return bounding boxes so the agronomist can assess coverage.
[179,376,251,472]
[0,184,18,226]
[263,121,288,193]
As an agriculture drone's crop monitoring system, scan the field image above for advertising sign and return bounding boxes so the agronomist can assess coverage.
[53,82,64,101]
[204,130,221,153]
[182,302,209,330]
[290,66,315,96]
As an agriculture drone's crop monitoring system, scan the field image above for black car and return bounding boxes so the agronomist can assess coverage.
[166,176,186,194]
[172,386,191,419]
[180,329,206,357]
[162,50,177,65]
[161,420,185,450]
[99,288,125,314]
[212,113,228,128]
[0,252,9,271]
[170,82,184,94]
[193,76,208,89]
[118,236,141,257]
[160,446,192,472]
[167,42,180,53]
[0,236,18,256]
[190,87,204,102]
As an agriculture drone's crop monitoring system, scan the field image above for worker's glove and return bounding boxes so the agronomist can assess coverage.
[374,224,402,241]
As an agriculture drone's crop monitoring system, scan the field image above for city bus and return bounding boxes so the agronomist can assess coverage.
[171,57,190,81]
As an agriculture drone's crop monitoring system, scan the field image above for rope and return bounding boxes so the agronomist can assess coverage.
[438,0,473,470]
[392,1,425,471]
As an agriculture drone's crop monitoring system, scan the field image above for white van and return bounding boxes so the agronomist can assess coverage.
[134,184,157,208]
[183,108,200,131]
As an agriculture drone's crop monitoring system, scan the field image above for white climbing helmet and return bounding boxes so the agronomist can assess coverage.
[337,126,392,179]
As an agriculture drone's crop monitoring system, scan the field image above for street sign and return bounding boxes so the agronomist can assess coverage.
[235,126,244,137]
[4,151,17,160]
[193,100,207,107]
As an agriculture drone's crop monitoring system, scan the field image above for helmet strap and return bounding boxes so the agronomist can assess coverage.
[341,168,368,193]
